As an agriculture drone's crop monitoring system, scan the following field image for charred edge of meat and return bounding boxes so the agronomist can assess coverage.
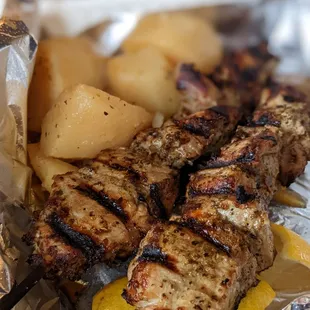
[209,105,238,119]
[260,135,278,145]
[235,186,255,204]
[47,212,104,265]
[138,245,178,273]
[204,152,256,170]
[75,184,128,222]
[176,63,205,91]
[174,117,216,138]
[188,185,232,198]
[267,81,308,103]
[247,41,276,62]
[94,158,143,182]
[122,291,134,307]
[22,227,36,246]
[109,163,141,181]
[27,253,44,267]
[138,194,147,203]
[173,164,196,213]
[172,220,231,255]
[246,113,280,128]
[239,67,260,83]
[150,184,168,219]
[188,184,255,203]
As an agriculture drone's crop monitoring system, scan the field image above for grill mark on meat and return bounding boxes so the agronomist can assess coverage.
[267,83,307,103]
[188,185,232,197]
[138,194,147,203]
[47,212,104,265]
[172,219,231,255]
[150,184,168,219]
[95,160,141,181]
[205,152,256,170]
[283,95,296,103]
[174,117,216,138]
[260,135,277,145]
[240,68,258,83]
[75,184,128,222]
[235,186,255,204]
[209,105,233,118]
[247,113,280,127]
[138,245,179,273]
[248,41,274,61]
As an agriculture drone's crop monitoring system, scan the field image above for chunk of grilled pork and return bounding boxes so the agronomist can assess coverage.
[131,106,240,169]
[125,83,310,310]
[26,106,241,280]
[210,41,278,112]
[125,222,258,310]
[125,124,280,310]
[175,42,278,118]
[175,64,240,118]
[256,83,310,185]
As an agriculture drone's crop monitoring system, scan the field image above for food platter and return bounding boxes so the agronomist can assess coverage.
[0,1,309,309]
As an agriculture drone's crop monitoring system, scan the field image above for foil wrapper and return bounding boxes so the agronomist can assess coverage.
[0,18,36,299]
[0,13,60,310]
[0,0,309,309]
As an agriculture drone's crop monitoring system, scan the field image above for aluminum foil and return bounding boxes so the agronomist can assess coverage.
[0,0,309,309]
[0,17,36,298]
[0,8,60,310]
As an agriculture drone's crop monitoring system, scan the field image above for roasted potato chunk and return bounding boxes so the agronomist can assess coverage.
[107,46,179,117]
[40,84,152,159]
[28,37,107,132]
[122,13,223,74]
[28,143,77,192]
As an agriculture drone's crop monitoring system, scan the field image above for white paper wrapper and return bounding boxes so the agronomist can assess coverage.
[0,0,309,309]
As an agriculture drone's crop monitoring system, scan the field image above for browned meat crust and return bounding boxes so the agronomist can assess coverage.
[26,43,281,282]
[132,106,241,168]
[125,82,310,309]
[26,92,241,280]
[257,83,310,185]
[209,41,279,112]
[175,64,240,117]
[124,222,257,310]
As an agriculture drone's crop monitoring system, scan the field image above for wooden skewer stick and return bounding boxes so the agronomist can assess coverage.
[0,266,45,310]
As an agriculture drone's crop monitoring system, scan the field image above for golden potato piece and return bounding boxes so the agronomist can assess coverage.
[28,143,77,192]
[28,37,107,132]
[122,13,223,73]
[40,84,152,159]
[92,278,134,310]
[107,46,180,117]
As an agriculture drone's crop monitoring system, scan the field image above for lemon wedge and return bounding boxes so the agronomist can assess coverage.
[260,223,310,292]
[92,277,134,310]
[238,280,276,310]
[92,224,310,310]
[273,187,306,208]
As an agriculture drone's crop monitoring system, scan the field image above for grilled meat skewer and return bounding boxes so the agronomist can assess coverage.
[175,41,278,119]
[24,44,277,280]
[124,84,310,309]
[25,102,242,280]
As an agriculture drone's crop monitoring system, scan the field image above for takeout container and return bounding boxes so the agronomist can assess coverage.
[0,0,309,309]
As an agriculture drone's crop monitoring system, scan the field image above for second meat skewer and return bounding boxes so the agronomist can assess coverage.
[124,83,310,309]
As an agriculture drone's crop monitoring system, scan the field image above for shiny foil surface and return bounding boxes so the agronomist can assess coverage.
[0,0,309,309]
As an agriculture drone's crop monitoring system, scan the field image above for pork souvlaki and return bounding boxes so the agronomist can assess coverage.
[24,44,277,280]
[124,85,310,310]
